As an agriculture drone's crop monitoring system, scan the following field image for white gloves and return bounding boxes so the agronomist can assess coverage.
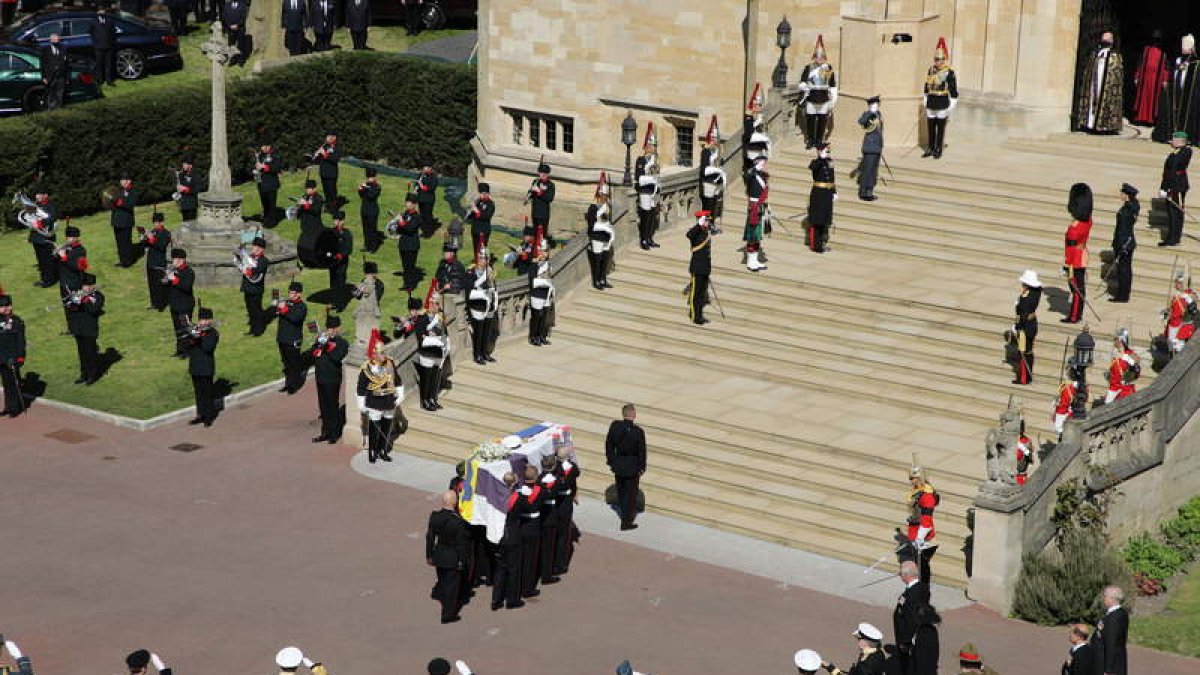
[151,653,166,671]
[455,661,473,675]
[356,395,366,411]
[518,485,532,496]
[4,641,22,660]
[303,658,315,668]
[915,526,931,543]
[1161,190,1169,198]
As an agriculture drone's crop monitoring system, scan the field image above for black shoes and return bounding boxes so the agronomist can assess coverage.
[188,417,204,425]
[542,576,561,585]
[74,377,86,384]
[620,523,639,531]
[312,435,329,443]
[441,616,461,624]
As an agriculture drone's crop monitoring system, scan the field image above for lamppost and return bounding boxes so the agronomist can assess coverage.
[621,111,638,186]
[1071,326,1096,420]
[771,16,792,89]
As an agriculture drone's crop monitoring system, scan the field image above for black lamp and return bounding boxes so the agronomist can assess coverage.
[1074,326,1095,368]
[772,16,792,89]
[621,111,637,186]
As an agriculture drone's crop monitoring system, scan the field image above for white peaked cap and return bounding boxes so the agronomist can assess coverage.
[854,622,884,641]
[794,649,822,670]
[1019,269,1041,288]
[276,647,304,669]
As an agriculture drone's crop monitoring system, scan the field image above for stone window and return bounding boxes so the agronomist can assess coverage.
[530,117,541,147]
[674,122,694,167]
[562,120,574,153]
[511,113,524,144]
[546,119,557,151]
[502,107,576,154]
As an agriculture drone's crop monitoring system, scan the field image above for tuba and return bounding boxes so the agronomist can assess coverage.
[100,185,119,209]
[11,190,48,231]
[234,246,263,283]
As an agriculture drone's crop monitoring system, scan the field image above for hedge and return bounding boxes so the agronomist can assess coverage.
[0,51,476,216]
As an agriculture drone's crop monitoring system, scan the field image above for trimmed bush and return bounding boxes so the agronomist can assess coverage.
[1162,496,1200,559]
[1012,528,1131,625]
[0,51,476,217]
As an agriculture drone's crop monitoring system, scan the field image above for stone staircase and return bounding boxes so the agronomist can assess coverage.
[395,130,1192,590]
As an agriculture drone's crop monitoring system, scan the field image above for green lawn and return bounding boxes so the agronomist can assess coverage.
[1130,567,1200,658]
[0,169,517,418]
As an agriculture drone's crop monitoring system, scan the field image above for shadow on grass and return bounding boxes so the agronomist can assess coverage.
[94,348,124,383]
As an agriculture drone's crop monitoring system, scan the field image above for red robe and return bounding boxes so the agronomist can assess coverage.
[1134,45,1169,126]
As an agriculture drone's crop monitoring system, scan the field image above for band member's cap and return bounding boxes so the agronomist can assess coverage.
[252,236,267,248]
[365,167,377,177]
[443,244,456,254]
[326,315,341,328]
[958,644,982,665]
[333,211,346,221]
[1173,131,1189,141]
[81,272,97,285]
[126,650,151,670]
[694,209,712,218]
[1120,183,1138,197]
[405,193,418,203]
[853,623,883,641]
[304,179,317,188]
[427,658,452,675]
[325,130,338,137]
[152,211,165,223]
[65,225,80,237]
[198,307,214,320]
[866,95,881,105]
[288,281,303,292]
[1018,269,1041,288]
[408,297,423,310]
[275,647,304,669]
[537,163,551,174]
[793,649,822,672]
[171,248,186,259]
[0,294,11,307]
[363,260,378,274]
[181,154,194,164]
[478,182,490,193]
[119,170,133,181]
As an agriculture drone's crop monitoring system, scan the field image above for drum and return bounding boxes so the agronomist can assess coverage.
[297,226,339,269]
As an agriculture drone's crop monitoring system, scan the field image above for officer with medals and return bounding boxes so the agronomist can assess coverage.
[270,280,308,394]
[163,248,195,356]
[182,306,219,427]
[799,35,838,149]
[923,38,959,158]
[686,210,714,325]
[310,314,348,444]
[1109,183,1138,302]
[238,236,269,335]
[467,182,495,258]
[140,210,171,311]
[27,186,58,288]
[744,156,769,272]
[466,250,499,365]
[0,290,27,417]
[66,273,105,385]
[528,253,555,346]
[356,329,402,463]
[587,172,615,290]
[807,143,837,253]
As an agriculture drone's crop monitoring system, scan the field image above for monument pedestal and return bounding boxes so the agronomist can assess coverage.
[175,190,298,286]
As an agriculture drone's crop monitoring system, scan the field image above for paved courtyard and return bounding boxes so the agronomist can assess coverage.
[2,391,1197,674]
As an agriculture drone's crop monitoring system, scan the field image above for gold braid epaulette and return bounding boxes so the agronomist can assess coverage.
[361,358,397,396]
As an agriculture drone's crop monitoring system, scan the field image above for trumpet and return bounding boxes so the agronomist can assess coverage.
[170,168,182,203]
[177,319,221,340]
[155,262,179,284]
[63,287,100,307]
[304,143,328,164]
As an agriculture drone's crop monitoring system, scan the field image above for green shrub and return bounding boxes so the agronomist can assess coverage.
[1161,496,1200,559]
[1012,529,1130,625]
[1123,532,1188,584]
[0,51,476,217]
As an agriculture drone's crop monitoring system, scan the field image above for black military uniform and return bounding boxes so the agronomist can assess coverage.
[434,248,467,294]
[56,228,89,326]
[297,181,324,233]
[857,97,884,201]
[394,197,423,291]
[492,481,527,610]
[1063,639,1099,675]
[311,316,349,443]
[346,0,371,49]
[517,474,547,598]
[1095,604,1129,675]
[310,0,336,51]
[466,264,498,364]
[686,215,712,325]
[536,462,563,584]
[111,179,138,267]
[807,147,836,253]
[222,0,249,64]
[586,195,614,290]
[164,249,196,355]
[270,281,308,393]
[358,169,383,252]
[329,214,353,307]
[166,0,188,36]
[825,647,887,675]
[240,237,269,335]
[467,184,495,257]
[1111,184,1139,302]
[142,212,171,311]
[529,164,555,242]
[415,167,439,232]
[66,275,105,385]
[1013,273,1042,385]
[894,578,932,675]
[177,160,206,222]
[1160,135,1191,246]
[552,457,579,574]
[281,0,308,56]
[256,144,281,227]
[27,190,58,288]
[528,258,554,346]
[0,293,27,417]
[606,415,647,530]
[315,134,340,207]
[426,503,471,623]
[183,307,220,427]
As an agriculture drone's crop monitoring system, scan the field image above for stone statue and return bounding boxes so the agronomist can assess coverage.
[984,395,1022,485]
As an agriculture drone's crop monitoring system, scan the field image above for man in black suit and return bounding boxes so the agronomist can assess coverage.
[426,490,470,624]
[166,0,189,36]
[222,0,250,65]
[89,9,117,86]
[39,33,69,111]
[605,402,647,530]
[345,0,370,50]
[183,307,219,427]
[893,560,930,675]
[1094,586,1128,675]
[1063,623,1099,675]
[281,0,308,56]
[310,0,336,52]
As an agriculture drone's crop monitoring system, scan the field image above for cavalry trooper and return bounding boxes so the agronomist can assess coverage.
[742,82,771,171]
[357,329,402,463]
[528,254,555,346]
[798,35,838,149]
[700,121,727,233]
[586,172,615,290]
[1104,329,1140,403]
[636,127,661,250]
[415,306,449,411]
[807,143,836,253]
[141,210,172,311]
[744,156,769,272]
[923,37,959,158]
[466,250,499,364]
[686,210,714,325]
[1012,270,1042,385]
[904,466,939,585]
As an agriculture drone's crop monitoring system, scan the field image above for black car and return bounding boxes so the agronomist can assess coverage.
[0,42,100,113]
[6,8,182,80]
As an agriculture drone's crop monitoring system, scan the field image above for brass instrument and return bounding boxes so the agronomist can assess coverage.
[156,262,179,284]
[233,246,264,283]
[384,209,403,238]
[285,195,305,221]
[177,318,221,340]
[63,286,100,307]
[170,168,183,203]
[100,185,119,209]
[251,149,264,183]
[304,142,328,164]
[10,190,51,232]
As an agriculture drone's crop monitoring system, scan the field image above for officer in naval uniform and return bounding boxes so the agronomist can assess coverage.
[357,330,402,463]
[799,35,838,149]
[1012,269,1042,385]
[274,646,329,675]
[587,173,615,290]
[923,37,959,158]
[636,129,661,250]
[466,251,499,364]
[528,254,555,346]
[744,156,769,272]
[821,623,887,675]
[125,649,172,675]
[857,96,884,201]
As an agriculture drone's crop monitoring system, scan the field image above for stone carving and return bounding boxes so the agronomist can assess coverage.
[984,395,1023,485]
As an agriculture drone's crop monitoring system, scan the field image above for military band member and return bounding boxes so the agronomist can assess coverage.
[528,254,554,346]
[1063,183,1093,324]
[492,471,525,610]
[297,179,324,231]
[56,225,88,323]
[353,260,385,309]
[394,296,429,341]
[392,193,423,291]
[857,96,883,201]
[141,211,171,311]
[687,211,713,325]
[744,156,768,272]
[311,0,336,51]
[528,163,555,246]
[416,314,448,410]
[923,38,959,159]
[125,649,172,675]
[358,168,382,253]
[467,182,495,258]
[820,624,886,675]
[329,212,353,307]
[256,142,281,228]
[0,291,27,417]
[415,165,439,232]
[467,251,499,364]
[27,186,58,287]
[271,281,308,394]
[1109,184,1138,302]
[1012,270,1042,385]
[799,35,838,149]
[518,464,547,598]
[1165,274,1198,352]
[239,236,268,335]
[905,467,939,585]
[1054,358,1088,438]
[163,248,195,356]
[426,489,470,623]
[176,156,205,222]
[357,331,402,463]
[183,306,219,427]
[66,273,104,385]
[433,246,466,296]
[1104,331,1140,403]
[111,174,138,267]
[311,315,348,443]
[807,144,836,253]
[587,175,615,290]
[314,131,340,209]
[513,229,537,276]
[1159,131,1191,247]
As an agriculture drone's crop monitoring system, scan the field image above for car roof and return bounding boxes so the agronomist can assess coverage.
[14,8,168,28]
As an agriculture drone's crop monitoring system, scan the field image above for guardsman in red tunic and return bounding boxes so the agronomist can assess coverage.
[1063,183,1093,324]
[1016,423,1035,485]
[1104,331,1140,403]
[1054,377,1077,438]
[905,467,939,584]
[1165,274,1199,352]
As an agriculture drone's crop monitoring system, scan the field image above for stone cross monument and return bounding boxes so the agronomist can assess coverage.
[198,22,241,220]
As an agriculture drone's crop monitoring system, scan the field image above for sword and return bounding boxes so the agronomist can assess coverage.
[880,153,895,182]
[1066,271,1102,323]
[708,277,727,319]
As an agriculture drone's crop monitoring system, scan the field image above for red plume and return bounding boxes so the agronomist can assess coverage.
[367,327,381,360]
[747,82,764,113]
[705,115,720,145]
[934,36,949,61]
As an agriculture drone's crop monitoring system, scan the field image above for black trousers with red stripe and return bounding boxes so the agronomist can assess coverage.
[1067,267,1086,323]
[1015,320,1037,385]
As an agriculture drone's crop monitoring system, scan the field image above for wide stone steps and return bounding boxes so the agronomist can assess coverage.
[1004,136,1165,170]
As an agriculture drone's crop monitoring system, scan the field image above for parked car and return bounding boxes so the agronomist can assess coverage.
[6,8,182,80]
[370,0,476,30]
[0,42,101,113]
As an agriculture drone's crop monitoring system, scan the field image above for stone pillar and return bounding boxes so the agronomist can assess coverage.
[968,501,1025,612]
[744,0,760,107]
[250,0,290,72]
